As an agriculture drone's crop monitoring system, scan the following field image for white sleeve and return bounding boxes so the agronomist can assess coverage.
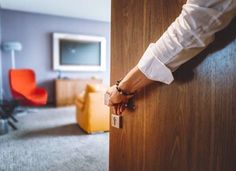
[137,0,236,84]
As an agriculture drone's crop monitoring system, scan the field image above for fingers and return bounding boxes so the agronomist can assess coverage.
[105,86,126,106]
[112,103,127,115]
[104,85,133,115]
[120,103,126,114]
[112,104,119,115]
[117,104,123,115]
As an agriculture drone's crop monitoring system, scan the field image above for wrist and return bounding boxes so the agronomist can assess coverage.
[116,79,136,96]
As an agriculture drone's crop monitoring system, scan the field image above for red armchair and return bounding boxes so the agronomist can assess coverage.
[9,69,48,106]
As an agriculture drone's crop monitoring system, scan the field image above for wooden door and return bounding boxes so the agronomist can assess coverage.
[110,0,236,171]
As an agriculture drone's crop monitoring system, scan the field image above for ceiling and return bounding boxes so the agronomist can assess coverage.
[0,0,111,22]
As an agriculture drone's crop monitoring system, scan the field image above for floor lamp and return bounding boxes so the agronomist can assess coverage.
[2,42,22,69]
[0,42,22,133]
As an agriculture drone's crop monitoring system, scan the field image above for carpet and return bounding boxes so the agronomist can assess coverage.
[0,107,108,171]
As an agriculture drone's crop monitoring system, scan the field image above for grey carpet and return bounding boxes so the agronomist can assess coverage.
[0,107,108,171]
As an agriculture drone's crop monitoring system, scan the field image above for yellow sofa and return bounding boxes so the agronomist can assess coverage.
[75,84,110,133]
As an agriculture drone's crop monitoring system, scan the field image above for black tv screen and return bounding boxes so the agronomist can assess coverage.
[53,33,106,71]
[59,40,101,66]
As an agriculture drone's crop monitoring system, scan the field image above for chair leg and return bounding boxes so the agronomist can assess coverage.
[8,120,17,130]
[9,114,18,122]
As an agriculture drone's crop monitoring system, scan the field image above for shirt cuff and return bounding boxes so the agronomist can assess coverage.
[137,44,174,84]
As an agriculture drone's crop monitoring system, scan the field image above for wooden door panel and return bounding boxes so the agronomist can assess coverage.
[110,0,236,170]
[110,1,146,170]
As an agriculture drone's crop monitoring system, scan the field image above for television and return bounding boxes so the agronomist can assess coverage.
[53,33,106,71]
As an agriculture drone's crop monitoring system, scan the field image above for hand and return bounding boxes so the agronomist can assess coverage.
[113,103,128,115]
[104,85,132,115]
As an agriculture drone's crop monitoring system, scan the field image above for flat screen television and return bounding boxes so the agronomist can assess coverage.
[53,33,106,71]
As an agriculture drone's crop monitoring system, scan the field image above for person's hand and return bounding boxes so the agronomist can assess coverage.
[104,66,153,114]
[104,85,132,115]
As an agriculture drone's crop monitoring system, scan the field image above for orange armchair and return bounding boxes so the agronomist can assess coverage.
[9,69,48,106]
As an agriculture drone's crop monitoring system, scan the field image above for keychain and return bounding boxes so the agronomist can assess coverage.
[111,97,135,129]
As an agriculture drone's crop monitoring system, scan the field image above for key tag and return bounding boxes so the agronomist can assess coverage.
[110,98,136,129]
[111,114,122,129]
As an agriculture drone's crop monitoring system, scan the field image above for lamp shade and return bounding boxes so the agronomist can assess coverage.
[2,42,22,52]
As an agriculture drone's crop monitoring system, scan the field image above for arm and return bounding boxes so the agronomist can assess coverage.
[106,0,236,114]
[118,66,153,93]
[138,0,236,83]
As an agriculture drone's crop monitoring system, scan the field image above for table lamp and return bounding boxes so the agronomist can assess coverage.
[2,42,22,69]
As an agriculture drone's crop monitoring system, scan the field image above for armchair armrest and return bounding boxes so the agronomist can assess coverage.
[75,99,84,110]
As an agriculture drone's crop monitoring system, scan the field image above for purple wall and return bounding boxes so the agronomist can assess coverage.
[1,9,110,103]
